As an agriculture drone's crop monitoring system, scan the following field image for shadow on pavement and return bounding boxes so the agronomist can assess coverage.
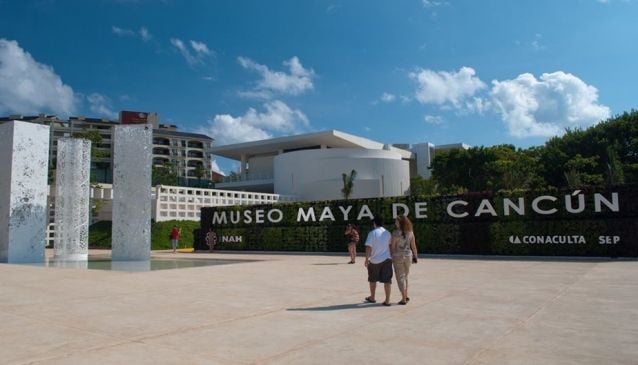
[287,302,381,311]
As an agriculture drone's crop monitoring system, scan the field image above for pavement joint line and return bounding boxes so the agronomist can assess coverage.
[9,339,133,365]
[2,309,127,344]
[462,262,598,365]
[130,306,286,344]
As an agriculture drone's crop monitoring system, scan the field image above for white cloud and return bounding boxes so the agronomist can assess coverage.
[199,100,309,145]
[112,26,135,37]
[400,95,412,103]
[410,66,486,107]
[490,71,611,137]
[380,92,396,103]
[112,26,152,41]
[408,65,610,138]
[171,38,213,66]
[238,56,315,97]
[189,40,211,55]
[210,160,224,175]
[424,115,443,124]
[87,93,116,118]
[139,27,152,41]
[422,0,447,7]
[0,39,77,116]
[531,33,545,51]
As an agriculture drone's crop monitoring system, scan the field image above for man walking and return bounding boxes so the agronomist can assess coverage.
[364,216,393,306]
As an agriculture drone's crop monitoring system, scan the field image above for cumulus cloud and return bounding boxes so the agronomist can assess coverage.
[490,71,611,137]
[380,92,396,103]
[87,93,116,118]
[410,66,486,107]
[211,159,224,175]
[238,56,315,98]
[112,26,152,41]
[171,38,213,66]
[0,39,77,116]
[198,100,310,145]
[408,64,610,138]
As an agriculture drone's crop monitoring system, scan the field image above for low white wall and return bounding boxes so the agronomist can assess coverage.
[273,148,410,201]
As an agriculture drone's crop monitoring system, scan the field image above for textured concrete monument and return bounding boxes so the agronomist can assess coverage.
[0,121,50,263]
[53,138,91,261]
[111,124,152,261]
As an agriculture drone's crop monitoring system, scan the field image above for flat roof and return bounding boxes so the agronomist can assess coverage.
[211,130,412,160]
[154,129,213,141]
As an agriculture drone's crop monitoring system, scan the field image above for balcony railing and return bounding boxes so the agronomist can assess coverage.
[220,172,273,183]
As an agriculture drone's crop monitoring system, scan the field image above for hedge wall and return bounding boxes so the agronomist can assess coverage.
[88,220,199,250]
[197,185,638,257]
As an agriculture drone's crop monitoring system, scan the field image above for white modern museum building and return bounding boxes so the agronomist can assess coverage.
[212,130,469,201]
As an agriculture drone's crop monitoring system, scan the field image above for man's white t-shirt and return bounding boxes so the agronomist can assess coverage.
[365,226,392,264]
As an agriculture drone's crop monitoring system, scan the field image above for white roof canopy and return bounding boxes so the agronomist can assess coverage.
[211,130,413,160]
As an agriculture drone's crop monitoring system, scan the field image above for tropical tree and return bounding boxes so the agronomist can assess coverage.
[341,169,357,199]
[194,165,207,187]
[409,176,439,196]
[152,160,179,186]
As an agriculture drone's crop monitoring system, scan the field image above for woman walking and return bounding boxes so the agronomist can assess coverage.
[344,223,360,264]
[391,215,418,305]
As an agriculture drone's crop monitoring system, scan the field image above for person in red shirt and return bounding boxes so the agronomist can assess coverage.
[169,225,181,253]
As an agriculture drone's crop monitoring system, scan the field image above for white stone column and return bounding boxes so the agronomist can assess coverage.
[53,138,91,261]
[111,124,152,261]
[0,121,50,263]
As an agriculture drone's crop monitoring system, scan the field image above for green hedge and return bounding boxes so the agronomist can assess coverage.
[88,220,199,250]
[198,185,638,257]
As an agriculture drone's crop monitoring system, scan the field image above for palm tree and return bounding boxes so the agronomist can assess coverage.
[341,169,357,199]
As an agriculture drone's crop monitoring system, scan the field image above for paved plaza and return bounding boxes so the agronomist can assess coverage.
[1,250,637,365]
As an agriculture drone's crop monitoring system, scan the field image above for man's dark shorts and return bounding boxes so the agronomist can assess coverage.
[367,259,393,283]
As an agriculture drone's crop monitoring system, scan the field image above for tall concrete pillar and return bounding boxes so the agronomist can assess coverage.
[53,138,91,261]
[111,124,152,261]
[0,121,50,263]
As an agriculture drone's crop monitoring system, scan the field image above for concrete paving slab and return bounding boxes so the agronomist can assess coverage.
[0,250,636,365]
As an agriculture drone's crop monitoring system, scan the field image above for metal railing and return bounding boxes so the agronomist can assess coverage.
[220,172,274,183]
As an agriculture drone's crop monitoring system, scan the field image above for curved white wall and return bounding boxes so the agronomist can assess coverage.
[274,148,410,201]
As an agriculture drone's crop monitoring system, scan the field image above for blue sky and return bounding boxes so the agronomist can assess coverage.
[1,0,637,173]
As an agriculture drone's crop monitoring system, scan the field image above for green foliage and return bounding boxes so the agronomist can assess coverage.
[87,220,200,250]
[431,110,638,191]
[341,169,357,199]
[431,144,546,192]
[152,160,179,186]
[194,165,207,179]
[151,220,200,250]
[88,220,112,248]
[72,130,107,161]
[409,176,439,196]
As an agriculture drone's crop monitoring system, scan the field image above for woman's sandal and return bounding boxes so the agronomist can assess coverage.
[398,300,407,305]
[382,302,391,306]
